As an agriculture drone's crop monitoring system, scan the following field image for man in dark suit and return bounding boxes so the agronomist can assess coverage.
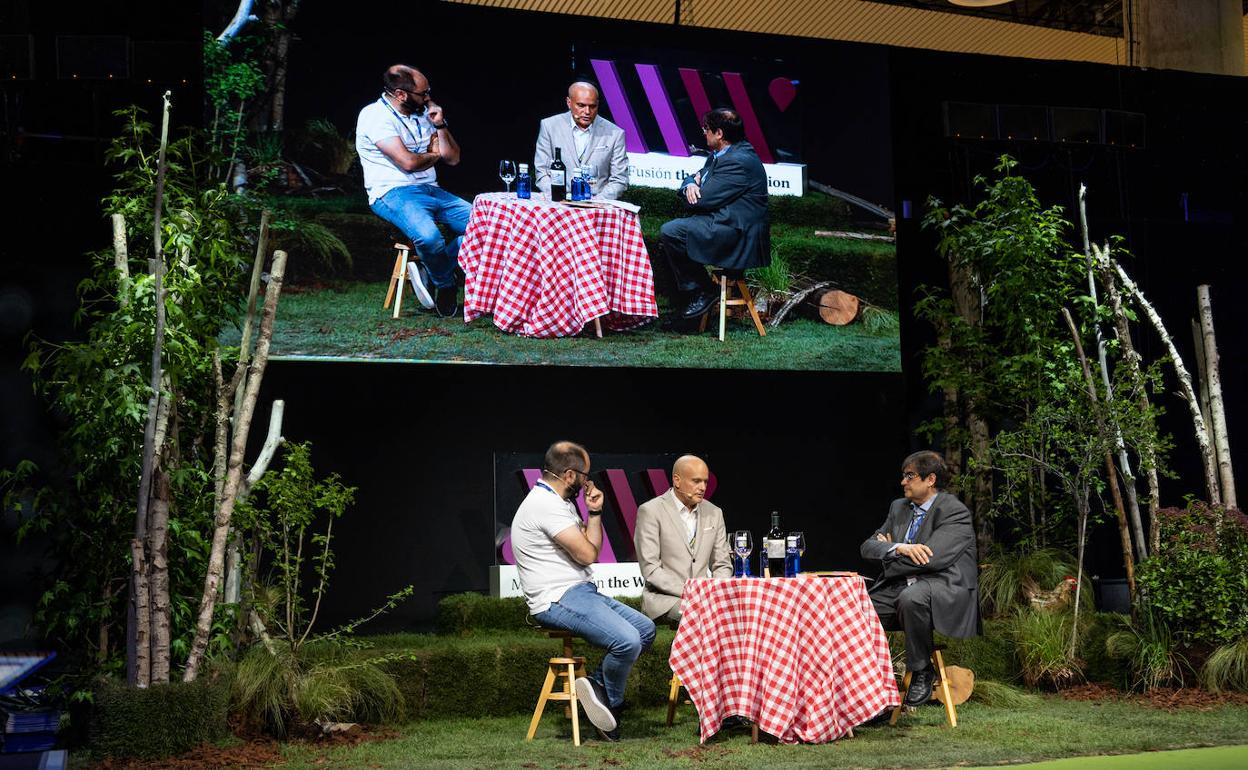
[860,450,980,707]
[659,108,770,320]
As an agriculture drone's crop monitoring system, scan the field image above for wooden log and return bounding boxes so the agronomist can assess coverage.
[817,290,860,325]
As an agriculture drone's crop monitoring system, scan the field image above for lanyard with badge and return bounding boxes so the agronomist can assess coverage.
[380,95,427,151]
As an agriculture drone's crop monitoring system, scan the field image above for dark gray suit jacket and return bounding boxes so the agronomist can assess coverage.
[673,141,770,272]
[859,492,980,639]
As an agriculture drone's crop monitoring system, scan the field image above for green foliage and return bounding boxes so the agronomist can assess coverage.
[1009,608,1082,689]
[231,641,403,736]
[1136,502,1248,646]
[2,107,251,677]
[269,215,352,271]
[203,30,266,181]
[296,118,358,176]
[1201,637,1248,693]
[968,679,1041,707]
[978,547,1090,618]
[859,305,900,335]
[746,251,791,293]
[1104,609,1191,691]
[91,669,232,758]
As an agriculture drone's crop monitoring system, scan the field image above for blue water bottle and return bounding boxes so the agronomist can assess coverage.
[580,165,593,200]
[571,171,584,201]
[516,163,531,199]
[784,534,801,577]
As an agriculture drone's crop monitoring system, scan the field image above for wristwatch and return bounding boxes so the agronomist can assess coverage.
[432,120,448,129]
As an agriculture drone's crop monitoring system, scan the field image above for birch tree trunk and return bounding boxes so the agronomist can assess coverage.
[1063,307,1135,599]
[111,214,130,305]
[1078,188,1146,559]
[129,91,173,687]
[1095,246,1162,554]
[184,250,287,682]
[1197,285,1237,509]
[1113,260,1221,506]
[149,468,172,683]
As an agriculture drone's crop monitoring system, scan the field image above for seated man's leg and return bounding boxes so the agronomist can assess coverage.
[896,581,935,673]
[369,185,457,289]
[534,582,655,709]
[427,186,473,266]
[659,219,714,295]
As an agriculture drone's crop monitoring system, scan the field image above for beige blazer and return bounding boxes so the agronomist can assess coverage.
[634,488,732,621]
[533,112,629,199]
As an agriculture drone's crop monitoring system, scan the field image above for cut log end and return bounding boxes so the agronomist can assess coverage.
[817,290,860,325]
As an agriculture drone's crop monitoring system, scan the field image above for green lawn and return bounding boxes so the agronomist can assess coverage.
[263,698,1248,770]
[226,280,902,371]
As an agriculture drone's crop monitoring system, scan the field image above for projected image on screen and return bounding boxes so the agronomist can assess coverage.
[222,22,898,372]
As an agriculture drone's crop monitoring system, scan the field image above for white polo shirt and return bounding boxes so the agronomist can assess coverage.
[355,95,438,204]
[511,483,593,615]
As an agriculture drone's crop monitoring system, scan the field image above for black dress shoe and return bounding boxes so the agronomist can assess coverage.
[680,291,717,319]
[434,286,460,318]
[903,667,935,707]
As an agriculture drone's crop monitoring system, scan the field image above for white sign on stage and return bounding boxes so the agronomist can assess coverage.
[627,152,806,197]
[491,563,646,599]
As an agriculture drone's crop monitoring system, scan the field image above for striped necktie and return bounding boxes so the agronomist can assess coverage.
[904,504,927,543]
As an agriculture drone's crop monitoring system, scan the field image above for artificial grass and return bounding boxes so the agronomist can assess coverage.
[264,699,1248,770]
[967,745,1248,770]
[224,280,902,371]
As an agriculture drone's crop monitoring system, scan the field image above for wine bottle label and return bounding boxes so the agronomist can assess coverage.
[551,170,565,185]
[766,539,785,558]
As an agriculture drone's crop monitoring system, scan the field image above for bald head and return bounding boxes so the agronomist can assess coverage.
[671,455,709,508]
[566,82,601,130]
[383,64,430,115]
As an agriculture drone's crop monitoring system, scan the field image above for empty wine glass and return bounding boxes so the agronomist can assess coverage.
[733,530,753,577]
[498,160,517,194]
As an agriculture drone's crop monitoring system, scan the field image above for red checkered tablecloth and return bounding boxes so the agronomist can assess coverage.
[457,193,658,338]
[669,576,899,744]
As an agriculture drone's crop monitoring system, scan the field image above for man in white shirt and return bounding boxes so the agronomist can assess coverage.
[356,64,470,317]
[533,82,629,200]
[511,441,655,742]
[633,455,732,623]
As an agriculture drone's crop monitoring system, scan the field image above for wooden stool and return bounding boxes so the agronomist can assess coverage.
[525,629,588,746]
[697,270,767,341]
[890,645,958,727]
[665,672,683,726]
[383,242,413,319]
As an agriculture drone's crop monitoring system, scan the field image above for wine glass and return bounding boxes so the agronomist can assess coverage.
[733,530,753,577]
[791,531,806,558]
[498,160,517,194]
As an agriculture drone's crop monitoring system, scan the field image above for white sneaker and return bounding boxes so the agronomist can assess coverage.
[407,261,435,309]
[574,677,617,732]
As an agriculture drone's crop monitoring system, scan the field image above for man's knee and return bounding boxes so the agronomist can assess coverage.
[640,616,657,650]
[611,626,644,660]
[659,219,685,243]
[897,582,932,616]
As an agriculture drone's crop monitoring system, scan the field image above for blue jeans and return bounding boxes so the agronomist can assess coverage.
[370,184,472,289]
[535,583,656,709]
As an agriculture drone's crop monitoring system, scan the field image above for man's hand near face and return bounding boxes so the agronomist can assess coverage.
[425,102,443,126]
[583,481,604,514]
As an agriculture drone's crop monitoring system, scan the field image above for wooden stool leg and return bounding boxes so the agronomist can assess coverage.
[392,248,409,319]
[526,665,558,741]
[751,722,759,743]
[666,673,681,727]
[566,661,581,747]
[934,650,957,727]
[383,250,405,310]
[698,312,710,333]
[593,318,603,338]
[736,281,767,337]
[718,274,727,342]
[889,670,912,725]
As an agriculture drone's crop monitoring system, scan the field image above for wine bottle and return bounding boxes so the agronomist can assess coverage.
[549,148,566,201]
[764,512,785,578]
[516,163,531,199]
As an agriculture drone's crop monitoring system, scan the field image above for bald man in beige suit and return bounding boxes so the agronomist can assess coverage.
[634,456,733,623]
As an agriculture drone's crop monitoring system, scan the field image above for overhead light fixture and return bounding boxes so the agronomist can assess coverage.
[948,0,1014,7]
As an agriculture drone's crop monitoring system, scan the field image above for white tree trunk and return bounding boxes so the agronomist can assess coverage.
[111,213,130,305]
[149,469,171,683]
[1197,285,1237,509]
[184,250,287,682]
[1113,260,1221,506]
[224,401,285,604]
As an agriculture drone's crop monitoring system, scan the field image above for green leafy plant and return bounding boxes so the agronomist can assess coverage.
[1105,609,1190,691]
[747,252,791,294]
[1201,637,1248,693]
[978,547,1090,618]
[1136,502,1248,646]
[297,118,358,176]
[231,441,412,735]
[1010,608,1083,689]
